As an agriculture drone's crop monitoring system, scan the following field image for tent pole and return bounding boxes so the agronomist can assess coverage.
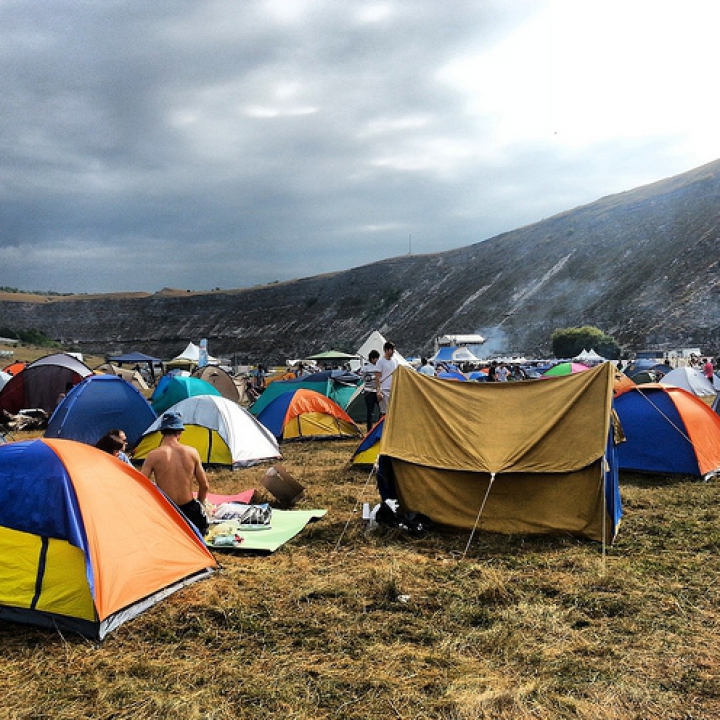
[601,458,607,576]
[334,463,377,551]
[461,472,495,560]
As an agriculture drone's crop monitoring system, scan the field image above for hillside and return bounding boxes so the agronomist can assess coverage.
[1,160,719,364]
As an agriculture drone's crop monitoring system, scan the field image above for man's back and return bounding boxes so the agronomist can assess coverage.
[142,441,204,506]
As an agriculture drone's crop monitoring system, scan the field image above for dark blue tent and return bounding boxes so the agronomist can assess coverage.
[45,374,157,449]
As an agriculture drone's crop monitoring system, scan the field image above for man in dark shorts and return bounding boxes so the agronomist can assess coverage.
[141,411,210,535]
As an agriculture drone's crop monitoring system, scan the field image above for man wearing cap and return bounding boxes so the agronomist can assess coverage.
[141,411,210,535]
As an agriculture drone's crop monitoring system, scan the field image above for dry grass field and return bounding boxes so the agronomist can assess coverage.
[1,430,719,720]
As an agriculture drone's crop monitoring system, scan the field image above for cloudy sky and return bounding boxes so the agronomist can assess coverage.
[2,0,719,295]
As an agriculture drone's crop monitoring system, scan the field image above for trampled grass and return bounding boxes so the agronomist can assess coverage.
[1,436,719,719]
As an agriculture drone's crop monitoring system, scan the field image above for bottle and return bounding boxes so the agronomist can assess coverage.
[212,535,236,547]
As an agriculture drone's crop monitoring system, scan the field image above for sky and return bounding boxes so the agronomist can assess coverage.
[2,0,720,295]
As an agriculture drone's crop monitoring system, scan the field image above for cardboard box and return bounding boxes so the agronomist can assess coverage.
[261,465,305,505]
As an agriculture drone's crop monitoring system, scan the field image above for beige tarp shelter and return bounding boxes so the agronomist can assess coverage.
[379,362,621,543]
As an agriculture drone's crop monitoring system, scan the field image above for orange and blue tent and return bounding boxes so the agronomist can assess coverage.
[257,388,360,441]
[0,438,217,640]
[614,383,720,478]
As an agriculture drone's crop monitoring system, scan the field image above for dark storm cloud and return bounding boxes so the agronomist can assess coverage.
[0,0,717,293]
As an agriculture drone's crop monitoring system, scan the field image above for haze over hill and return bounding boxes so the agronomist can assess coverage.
[1,159,718,364]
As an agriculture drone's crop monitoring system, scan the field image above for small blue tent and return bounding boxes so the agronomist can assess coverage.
[45,374,157,450]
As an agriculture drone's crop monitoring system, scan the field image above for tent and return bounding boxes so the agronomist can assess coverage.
[45,374,157,450]
[624,359,672,379]
[94,363,149,391]
[0,353,94,415]
[350,418,385,468]
[543,362,590,377]
[193,365,240,403]
[256,388,361,441]
[133,395,281,468]
[355,331,411,367]
[304,350,358,364]
[431,346,480,364]
[0,439,217,640]
[106,351,162,385]
[165,342,220,371]
[2,361,25,376]
[613,383,720,478]
[378,364,621,544]
[249,371,360,418]
[660,366,719,396]
[107,351,162,365]
[150,375,222,415]
[573,348,606,364]
[0,371,10,392]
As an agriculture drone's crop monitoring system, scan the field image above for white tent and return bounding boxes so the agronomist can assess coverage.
[135,395,281,468]
[172,342,220,365]
[573,348,606,364]
[660,366,719,396]
[355,331,411,367]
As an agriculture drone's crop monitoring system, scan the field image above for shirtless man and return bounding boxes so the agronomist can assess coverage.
[141,411,210,535]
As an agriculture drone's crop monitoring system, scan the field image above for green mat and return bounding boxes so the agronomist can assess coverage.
[206,509,327,553]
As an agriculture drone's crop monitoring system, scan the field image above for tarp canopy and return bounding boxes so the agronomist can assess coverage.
[304,350,358,363]
[379,363,621,543]
[107,352,162,364]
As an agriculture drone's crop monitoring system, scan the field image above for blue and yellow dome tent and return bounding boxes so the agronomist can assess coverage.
[0,439,217,640]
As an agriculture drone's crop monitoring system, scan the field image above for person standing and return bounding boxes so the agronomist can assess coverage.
[703,357,715,383]
[418,357,436,377]
[496,362,509,382]
[359,349,381,431]
[374,341,399,416]
[140,411,210,536]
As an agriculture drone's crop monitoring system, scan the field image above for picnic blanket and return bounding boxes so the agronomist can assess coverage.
[201,491,326,552]
[205,509,326,552]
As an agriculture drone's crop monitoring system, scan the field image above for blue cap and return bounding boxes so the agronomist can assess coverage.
[159,411,184,431]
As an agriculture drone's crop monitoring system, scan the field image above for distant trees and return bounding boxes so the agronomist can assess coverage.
[551,326,621,359]
[0,326,59,348]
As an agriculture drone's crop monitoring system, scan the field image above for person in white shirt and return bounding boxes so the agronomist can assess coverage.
[496,362,509,382]
[418,357,436,377]
[374,341,399,415]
